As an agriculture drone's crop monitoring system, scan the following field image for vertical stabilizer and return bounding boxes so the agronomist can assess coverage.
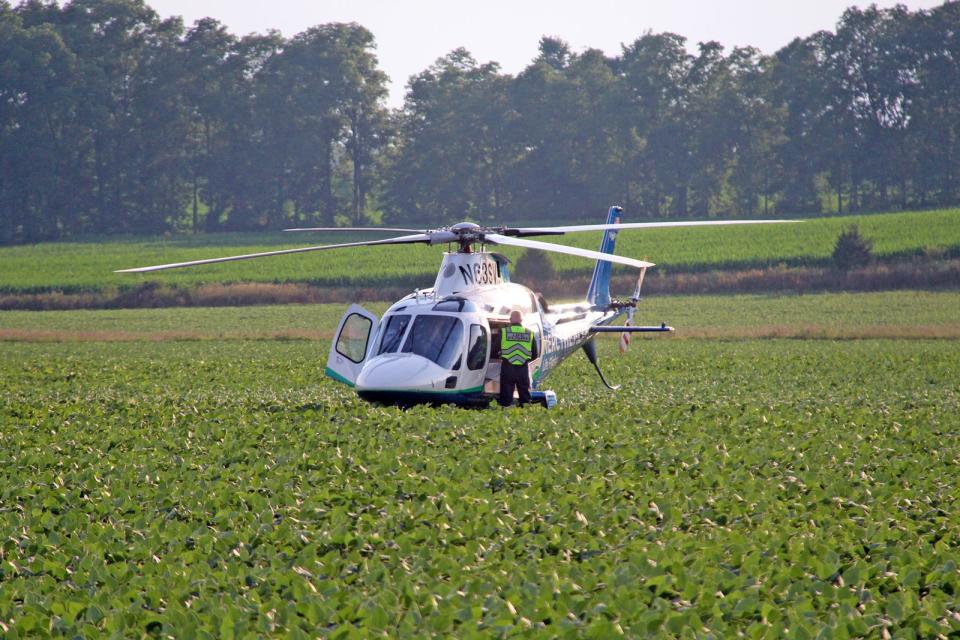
[586,206,623,307]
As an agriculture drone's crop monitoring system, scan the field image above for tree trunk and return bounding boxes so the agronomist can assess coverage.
[944,122,956,204]
[351,115,365,226]
[850,166,859,212]
[0,153,9,244]
[192,173,199,234]
[320,134,334,225]
[676,184,688,217]
[900,174,907,210]
[94,134,108,233]
[275,167,285,229]
[837,171,843,214]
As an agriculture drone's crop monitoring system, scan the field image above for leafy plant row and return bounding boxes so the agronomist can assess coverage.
[1,338,958,637]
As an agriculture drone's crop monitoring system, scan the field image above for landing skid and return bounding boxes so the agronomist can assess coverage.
[589,359,621,391]
[531,390,558,408]
[581,338,621,391]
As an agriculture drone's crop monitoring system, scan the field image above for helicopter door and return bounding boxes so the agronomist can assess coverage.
[326,304,379,386]
[460,322,490,393]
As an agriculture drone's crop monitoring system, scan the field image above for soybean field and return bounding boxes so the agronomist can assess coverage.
[1,291,959,637]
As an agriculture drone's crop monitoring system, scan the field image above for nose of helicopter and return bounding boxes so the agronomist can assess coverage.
[355,353,452,393]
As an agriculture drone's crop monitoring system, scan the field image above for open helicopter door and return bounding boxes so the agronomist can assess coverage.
[483,321,544,399]
[326,304,379,386]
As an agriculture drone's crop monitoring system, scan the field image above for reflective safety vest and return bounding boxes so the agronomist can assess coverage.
[501,325,534,365]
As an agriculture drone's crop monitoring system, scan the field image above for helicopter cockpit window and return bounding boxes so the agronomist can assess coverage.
[377,314,411,354]
[401,315,463,369]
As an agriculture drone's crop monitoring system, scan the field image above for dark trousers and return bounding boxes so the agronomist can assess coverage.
[499,362,531,407]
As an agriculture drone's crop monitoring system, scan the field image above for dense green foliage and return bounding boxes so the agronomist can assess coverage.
[5,1,960,243]
[1,1,386,243]
[1,208,958,293]
[832,225,874,271]
[1,334,958,637]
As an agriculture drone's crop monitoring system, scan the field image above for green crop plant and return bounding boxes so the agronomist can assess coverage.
[1,328,958,637]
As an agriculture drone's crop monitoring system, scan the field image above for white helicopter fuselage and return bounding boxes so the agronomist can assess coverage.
[326,250,629,408]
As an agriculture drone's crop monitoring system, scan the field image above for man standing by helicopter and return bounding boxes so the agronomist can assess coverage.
[499,310,538,407]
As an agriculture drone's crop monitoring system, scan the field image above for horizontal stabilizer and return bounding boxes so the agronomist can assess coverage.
[590,324,674,333]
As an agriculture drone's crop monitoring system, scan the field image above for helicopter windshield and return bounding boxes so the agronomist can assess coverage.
[401,315,463,369]
[377,314,411,354]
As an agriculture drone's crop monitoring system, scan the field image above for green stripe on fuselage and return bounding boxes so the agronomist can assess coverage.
[324,367,485,396]
[324,367,356,387]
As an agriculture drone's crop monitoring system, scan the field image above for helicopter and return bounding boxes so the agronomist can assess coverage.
[117,206,792,408]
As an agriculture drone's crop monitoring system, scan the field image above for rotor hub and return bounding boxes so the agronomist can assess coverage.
[449,221,481,232]
[445,221,489,252]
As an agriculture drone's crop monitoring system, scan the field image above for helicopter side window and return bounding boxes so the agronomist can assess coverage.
[401,315,464,369]
[377,314,411,354]
[336,313,373,364]
[467,324,488,370]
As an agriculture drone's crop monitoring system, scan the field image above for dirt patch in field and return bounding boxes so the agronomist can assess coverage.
[646,323,960,340]
[0,282,412,310]
[0,328,334,342]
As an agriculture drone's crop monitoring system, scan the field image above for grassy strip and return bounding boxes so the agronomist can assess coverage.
[1,208,959,294]
[0,329,334,342]
[1,291,957,342]
[1,258,957,311]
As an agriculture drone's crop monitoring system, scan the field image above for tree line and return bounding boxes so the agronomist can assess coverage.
[2,0,960,244]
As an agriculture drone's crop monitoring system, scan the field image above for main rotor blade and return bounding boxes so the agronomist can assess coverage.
[484,233,655,269]
[115,233,431,273]
[284,226,424,233]
[511,219,798,235]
